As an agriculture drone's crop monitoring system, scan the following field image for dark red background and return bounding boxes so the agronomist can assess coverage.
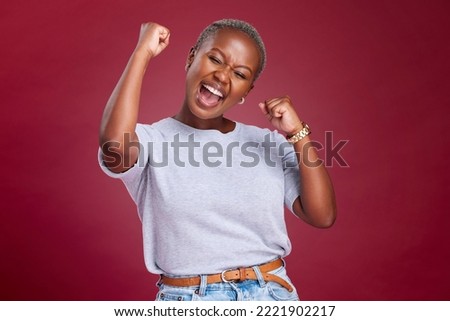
[1,0,449,300]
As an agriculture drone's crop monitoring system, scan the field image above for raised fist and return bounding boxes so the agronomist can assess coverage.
[135,22,170,58]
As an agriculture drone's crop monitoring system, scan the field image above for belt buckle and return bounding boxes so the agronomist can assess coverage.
[220,269,234,283]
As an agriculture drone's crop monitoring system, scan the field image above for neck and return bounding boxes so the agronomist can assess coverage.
[174,103,235,133]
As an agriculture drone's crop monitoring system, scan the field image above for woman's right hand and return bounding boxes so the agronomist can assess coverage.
[135,22,170,59]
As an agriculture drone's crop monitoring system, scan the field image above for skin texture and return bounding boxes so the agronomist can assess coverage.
[99,23,170,174]
[259,97,336,227]
[175,29,259,132]
[99,22,336,228]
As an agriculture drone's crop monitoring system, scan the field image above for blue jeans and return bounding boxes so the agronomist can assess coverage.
[155,262,299,301]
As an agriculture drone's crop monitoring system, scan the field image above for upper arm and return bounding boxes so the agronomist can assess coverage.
[292,195,336,228]
[292,196,308,222]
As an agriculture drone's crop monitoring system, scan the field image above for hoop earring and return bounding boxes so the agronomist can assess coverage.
[238,97,245,105]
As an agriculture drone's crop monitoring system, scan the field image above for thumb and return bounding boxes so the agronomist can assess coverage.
[160,28,170,41]
[258,102,267,114]
[160,32,170,48]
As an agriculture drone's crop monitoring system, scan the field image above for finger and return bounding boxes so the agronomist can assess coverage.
[160,32,170,47]
[258,102,267,114]
[259,101,276,117]
[265,96,292,110]
[266,100,286,117]
[267,105,284,118]
[266,95,290,105]
[258,102,273,120]
[265,103,285,119]
[159,27,170,39]
[264,97,283,108]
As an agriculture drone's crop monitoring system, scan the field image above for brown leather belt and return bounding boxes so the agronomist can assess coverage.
[160,258,293,292]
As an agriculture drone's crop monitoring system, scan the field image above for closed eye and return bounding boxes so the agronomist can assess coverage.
[234,71,246,80]
[208,55,222,64]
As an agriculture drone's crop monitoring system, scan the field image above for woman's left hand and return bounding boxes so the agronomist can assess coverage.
[258,96,303,136]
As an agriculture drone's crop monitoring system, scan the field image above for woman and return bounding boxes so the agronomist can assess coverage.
[99,19,336,301]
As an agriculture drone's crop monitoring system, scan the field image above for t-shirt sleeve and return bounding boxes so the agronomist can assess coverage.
[97,124,152,188]
[277,133,301,214]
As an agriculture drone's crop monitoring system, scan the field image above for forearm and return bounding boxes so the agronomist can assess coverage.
[292,135,337,228]
[98,49,153,173]
[99,49,151,145]
[98,23,170,173]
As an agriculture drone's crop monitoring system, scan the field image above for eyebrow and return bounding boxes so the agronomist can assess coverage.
[210,48,254,74]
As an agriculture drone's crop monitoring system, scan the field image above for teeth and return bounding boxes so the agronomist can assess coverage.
[203,84,223,98]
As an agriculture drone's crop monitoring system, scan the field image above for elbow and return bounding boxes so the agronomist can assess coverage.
[293,197,337,228]
[100,140,125,171]
[99,133,140,173]
[309,206,337,229]
[315,211,336,228]
[312,195,337,228]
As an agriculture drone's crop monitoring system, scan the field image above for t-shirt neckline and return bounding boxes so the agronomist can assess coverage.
[167,117,241,136]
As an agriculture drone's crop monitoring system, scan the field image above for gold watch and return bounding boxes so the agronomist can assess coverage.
[287,122,311,144]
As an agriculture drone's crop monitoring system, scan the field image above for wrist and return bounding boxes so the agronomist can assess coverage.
[133,47,154,61]
[286,122,305,138]
[286,122,311,144]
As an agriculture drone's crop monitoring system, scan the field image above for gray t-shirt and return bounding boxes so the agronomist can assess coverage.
[98,117,301,275]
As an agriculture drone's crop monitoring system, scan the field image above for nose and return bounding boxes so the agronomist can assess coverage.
[213,65,231,84]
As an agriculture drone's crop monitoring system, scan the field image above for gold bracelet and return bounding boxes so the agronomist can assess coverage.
[287,122,311,144]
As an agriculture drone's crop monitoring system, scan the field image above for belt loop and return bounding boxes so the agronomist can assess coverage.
[156,275,163,287]
[281,257,287,268]
[252,264,266,288]
[198,274,207,296]
[229,282,244,301]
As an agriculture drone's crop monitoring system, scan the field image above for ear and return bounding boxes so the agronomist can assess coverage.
[185,47,196,71]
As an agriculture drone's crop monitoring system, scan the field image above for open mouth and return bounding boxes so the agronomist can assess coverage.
[197,82,225,108]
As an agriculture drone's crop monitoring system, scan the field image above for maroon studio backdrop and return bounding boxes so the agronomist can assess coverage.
[1,0,449,300]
